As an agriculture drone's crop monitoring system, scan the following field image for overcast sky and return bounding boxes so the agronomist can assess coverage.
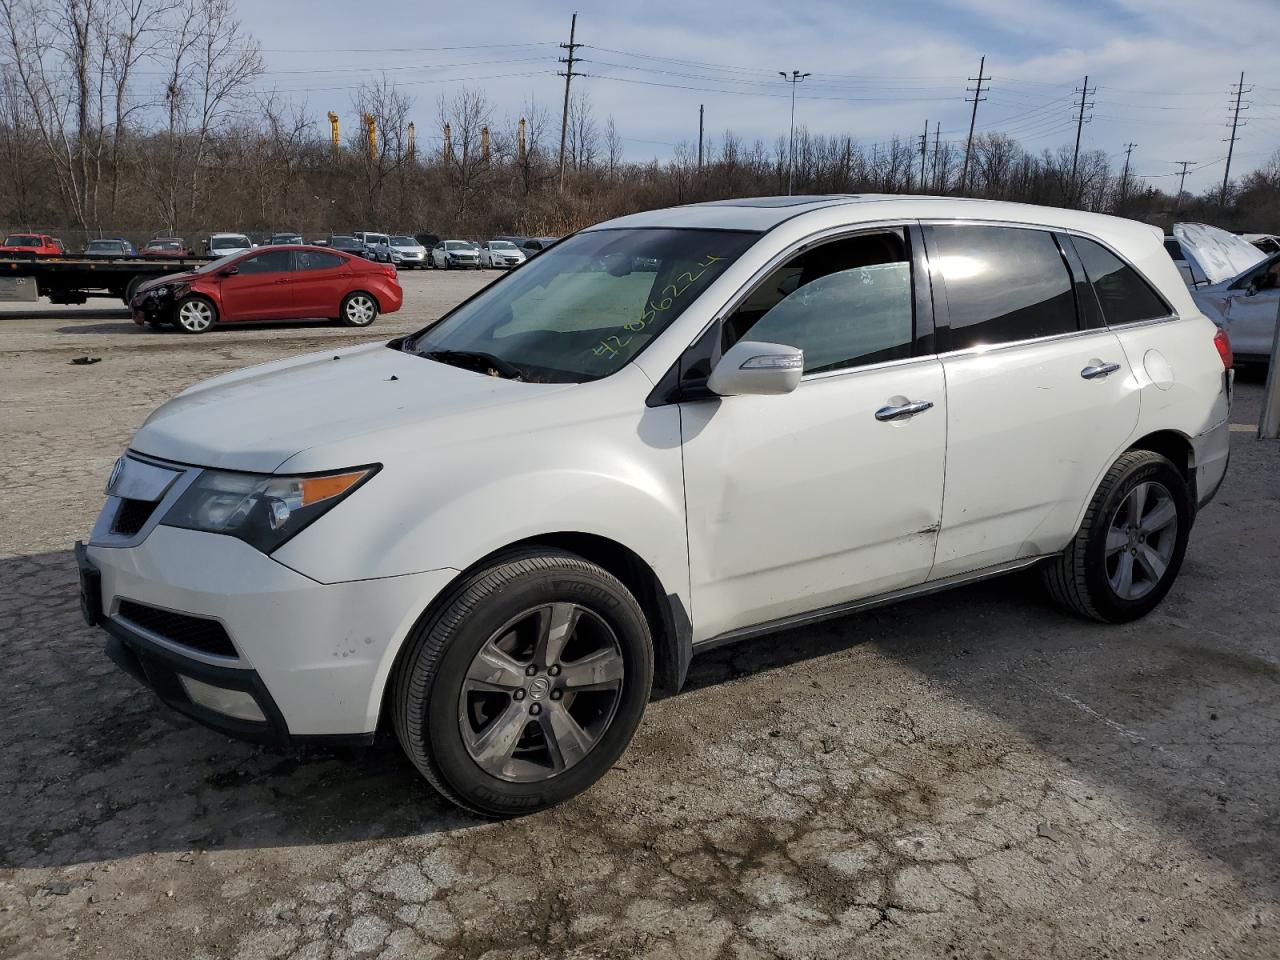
[238,0,1280,195]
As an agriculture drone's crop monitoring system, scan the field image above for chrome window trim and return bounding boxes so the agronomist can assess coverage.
[932,318,1179,361]
[799,352,938,383]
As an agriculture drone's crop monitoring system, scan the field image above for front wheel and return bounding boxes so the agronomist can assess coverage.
[393,550,654,816]
[1042,449,1192,623]
[174,296,216,334]
[339,291,378,327]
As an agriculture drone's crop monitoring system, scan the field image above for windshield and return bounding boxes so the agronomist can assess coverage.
[407,228,758,383]
[490,241,517,250]
[148,241,180,250]
[88,241,120,251]
[391,236,415,245]
[445,241,473,251]
[6,235,41,246]
[211,236,249,250]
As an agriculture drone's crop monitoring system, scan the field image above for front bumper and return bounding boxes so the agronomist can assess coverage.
[79,508,456,740]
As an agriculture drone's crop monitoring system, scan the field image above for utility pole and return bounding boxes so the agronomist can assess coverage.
[1221,71,1250,207]
[779,70,810,195]
[1118,142,1136,207]
[1173,160,1194,211]
[1069,75,1096,205]
[959,55,989,196]
[918,119,928,191]
[931,122,941,192]
[697,104,704,172]
[557,12,581,193]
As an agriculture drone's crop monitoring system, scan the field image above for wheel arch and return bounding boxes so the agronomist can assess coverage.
[1069,427,1197,542]
[375,531,692,735]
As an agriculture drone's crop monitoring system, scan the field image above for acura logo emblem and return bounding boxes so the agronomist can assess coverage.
[106,457,125,495]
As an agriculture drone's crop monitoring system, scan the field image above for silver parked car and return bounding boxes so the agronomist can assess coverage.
[431,240,481,269]
[387,235,427,269]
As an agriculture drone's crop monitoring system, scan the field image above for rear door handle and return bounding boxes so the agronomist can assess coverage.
[875,399,934,422]
[1080,361,1121,380]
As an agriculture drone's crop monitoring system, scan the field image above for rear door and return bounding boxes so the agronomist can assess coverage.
[926,223,1141,578]
[217,248,296,320]
[290,249,351,317]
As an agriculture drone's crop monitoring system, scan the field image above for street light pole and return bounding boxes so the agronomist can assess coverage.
[779,70,810,195]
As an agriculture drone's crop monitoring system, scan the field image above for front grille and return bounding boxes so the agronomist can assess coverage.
[113,498,158,536]
[116,600,238,658]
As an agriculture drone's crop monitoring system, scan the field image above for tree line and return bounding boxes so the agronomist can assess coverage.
[2,0,1278,248]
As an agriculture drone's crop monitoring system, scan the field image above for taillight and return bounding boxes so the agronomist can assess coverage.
[1213,327,1233,370]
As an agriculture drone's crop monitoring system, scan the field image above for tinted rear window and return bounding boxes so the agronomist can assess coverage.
[1072,237,1171,326]
[929,225,1077,350]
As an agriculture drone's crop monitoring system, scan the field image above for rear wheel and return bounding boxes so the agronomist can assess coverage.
[393,550,653,817]
[1042,450,1192,622]
[339,291,378,327]
[174,296,216,334]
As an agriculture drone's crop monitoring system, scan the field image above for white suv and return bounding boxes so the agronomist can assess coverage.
[78,196,1232,816]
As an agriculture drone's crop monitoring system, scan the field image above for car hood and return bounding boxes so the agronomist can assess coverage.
[137,270,200,293]
[130,342,574,473]
[1173,223,1266,286]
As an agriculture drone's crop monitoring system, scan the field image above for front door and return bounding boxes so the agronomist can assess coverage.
[680,227,947,642]
[218,248,296,320]
[925,223,1141,578]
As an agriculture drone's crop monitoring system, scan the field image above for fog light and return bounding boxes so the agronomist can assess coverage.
[179,675,266,722]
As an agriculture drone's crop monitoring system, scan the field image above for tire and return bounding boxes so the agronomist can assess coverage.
[174,295,216,334]
[392,549,654,817]
[1041,450,1193,623]
[145,320,166,330]
[123,274,144,305]
[339,291,378,327]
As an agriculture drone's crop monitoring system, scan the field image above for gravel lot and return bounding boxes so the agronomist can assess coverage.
[2,268,1278,959]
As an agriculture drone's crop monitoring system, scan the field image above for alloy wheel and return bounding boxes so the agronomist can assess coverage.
[345,295,375,325]
[177,299,213,332]
[458,602,625,783]
[1105,480,1178,600]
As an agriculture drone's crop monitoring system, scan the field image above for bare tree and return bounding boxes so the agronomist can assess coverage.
[566,88,597,171]
[437,86,492,224]
[604,115,622,180]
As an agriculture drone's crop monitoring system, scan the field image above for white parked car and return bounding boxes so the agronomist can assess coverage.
[202,233,254,257]
[431,240,480,269]
[78,196,1232,816]
[387,235,427,269]
[354,232,393,263]
[479,240,526,269]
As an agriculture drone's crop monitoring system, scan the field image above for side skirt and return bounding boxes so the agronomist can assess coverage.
[692,555,1052,654]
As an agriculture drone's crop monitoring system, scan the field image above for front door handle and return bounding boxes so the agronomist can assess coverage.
[875,399,934,422]
[1080,361,1121,380]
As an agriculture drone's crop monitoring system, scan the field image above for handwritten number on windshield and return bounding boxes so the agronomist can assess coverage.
[593,255,726,358]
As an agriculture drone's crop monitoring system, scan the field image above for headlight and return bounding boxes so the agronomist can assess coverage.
[162,466,377,553]
[152,285,169,297]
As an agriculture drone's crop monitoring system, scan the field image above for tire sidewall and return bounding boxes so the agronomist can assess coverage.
[175,295,216,334]
[1083,455,1192,621]
[417,564,653,815]
[341,292,377,327]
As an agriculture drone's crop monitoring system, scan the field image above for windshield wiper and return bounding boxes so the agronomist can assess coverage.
[419,349,525,380]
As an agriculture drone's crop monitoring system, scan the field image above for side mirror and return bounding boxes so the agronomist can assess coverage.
[220,265,239,277]
[707,340,804,397]
[1246,280,1258,297]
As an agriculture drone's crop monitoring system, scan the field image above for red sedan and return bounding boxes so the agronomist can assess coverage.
[2,233,62,256]
[130,245,403,333]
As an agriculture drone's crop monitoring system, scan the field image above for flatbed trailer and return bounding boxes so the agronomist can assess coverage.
[0,254,214,305]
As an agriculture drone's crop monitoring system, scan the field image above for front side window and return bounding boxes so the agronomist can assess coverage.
[407,228,759,382]
[236,249,293,274]
[930,225,1077,350]
[1071,236,1171,326]
[722,230,914,374]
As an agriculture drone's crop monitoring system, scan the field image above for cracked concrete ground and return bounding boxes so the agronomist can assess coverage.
[1,270,1278,959]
